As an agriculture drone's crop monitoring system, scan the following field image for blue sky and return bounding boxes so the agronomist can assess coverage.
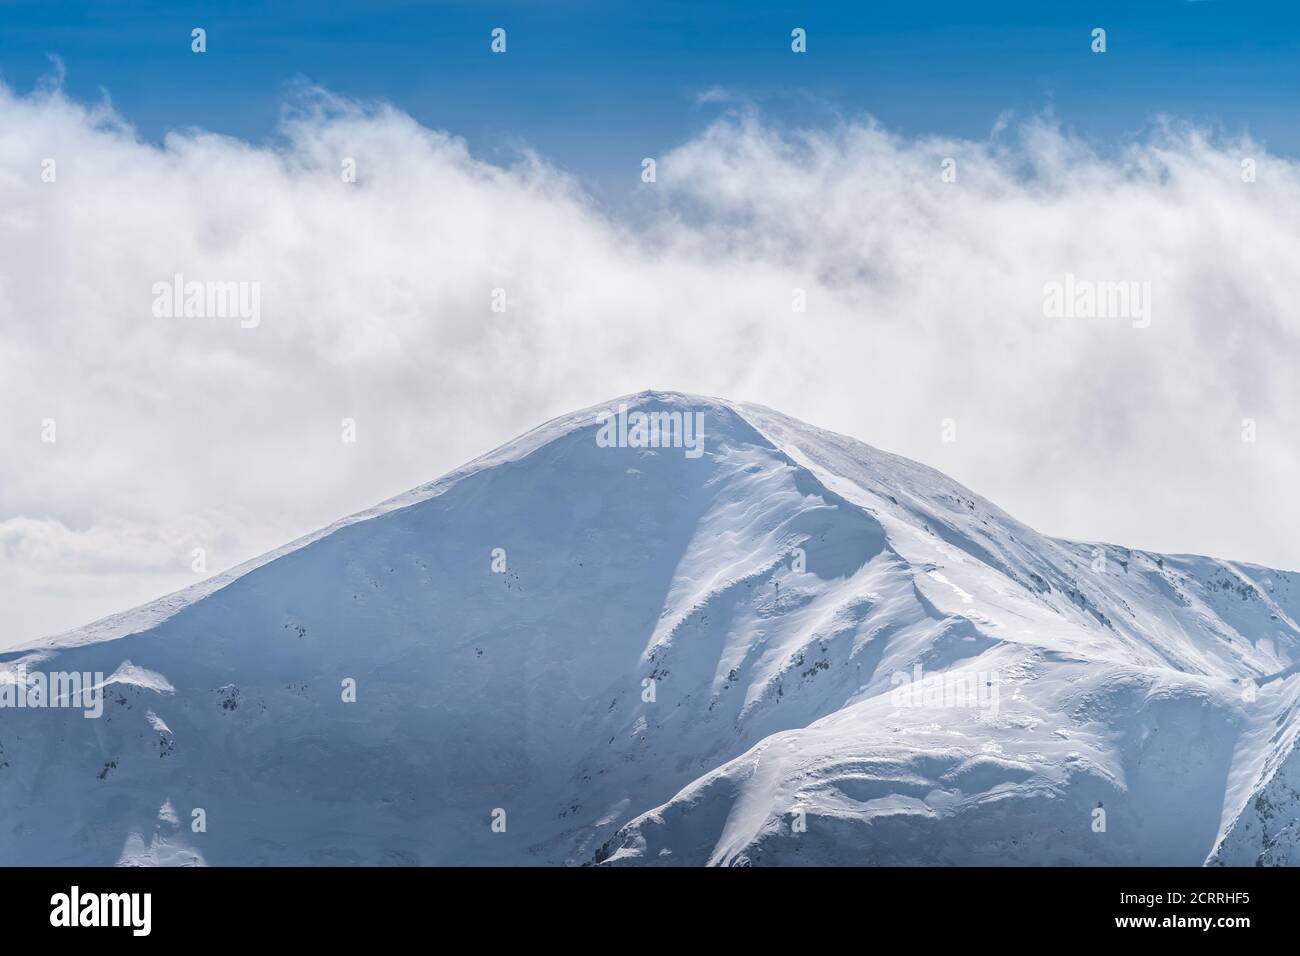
[3,0,1299,197]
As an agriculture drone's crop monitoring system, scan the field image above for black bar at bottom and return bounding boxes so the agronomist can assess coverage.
[0,865,1278,941]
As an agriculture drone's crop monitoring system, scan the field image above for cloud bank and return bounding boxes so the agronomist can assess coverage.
[2,80,1298,646]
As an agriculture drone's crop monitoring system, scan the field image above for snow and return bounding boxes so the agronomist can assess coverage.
[1,390,1296,866]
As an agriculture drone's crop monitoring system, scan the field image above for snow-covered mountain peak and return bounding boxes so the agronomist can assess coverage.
[3,393,1298,866]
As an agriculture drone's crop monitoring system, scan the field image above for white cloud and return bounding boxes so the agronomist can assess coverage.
[2,81,1297,646]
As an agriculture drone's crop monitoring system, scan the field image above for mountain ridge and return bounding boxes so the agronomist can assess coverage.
[3,390,1298,866]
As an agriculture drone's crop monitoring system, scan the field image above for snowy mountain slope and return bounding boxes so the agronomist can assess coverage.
[1,391,1297,866]
[595,399,1300,866]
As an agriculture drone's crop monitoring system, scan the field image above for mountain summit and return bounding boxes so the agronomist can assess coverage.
[3,391,1298,866]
